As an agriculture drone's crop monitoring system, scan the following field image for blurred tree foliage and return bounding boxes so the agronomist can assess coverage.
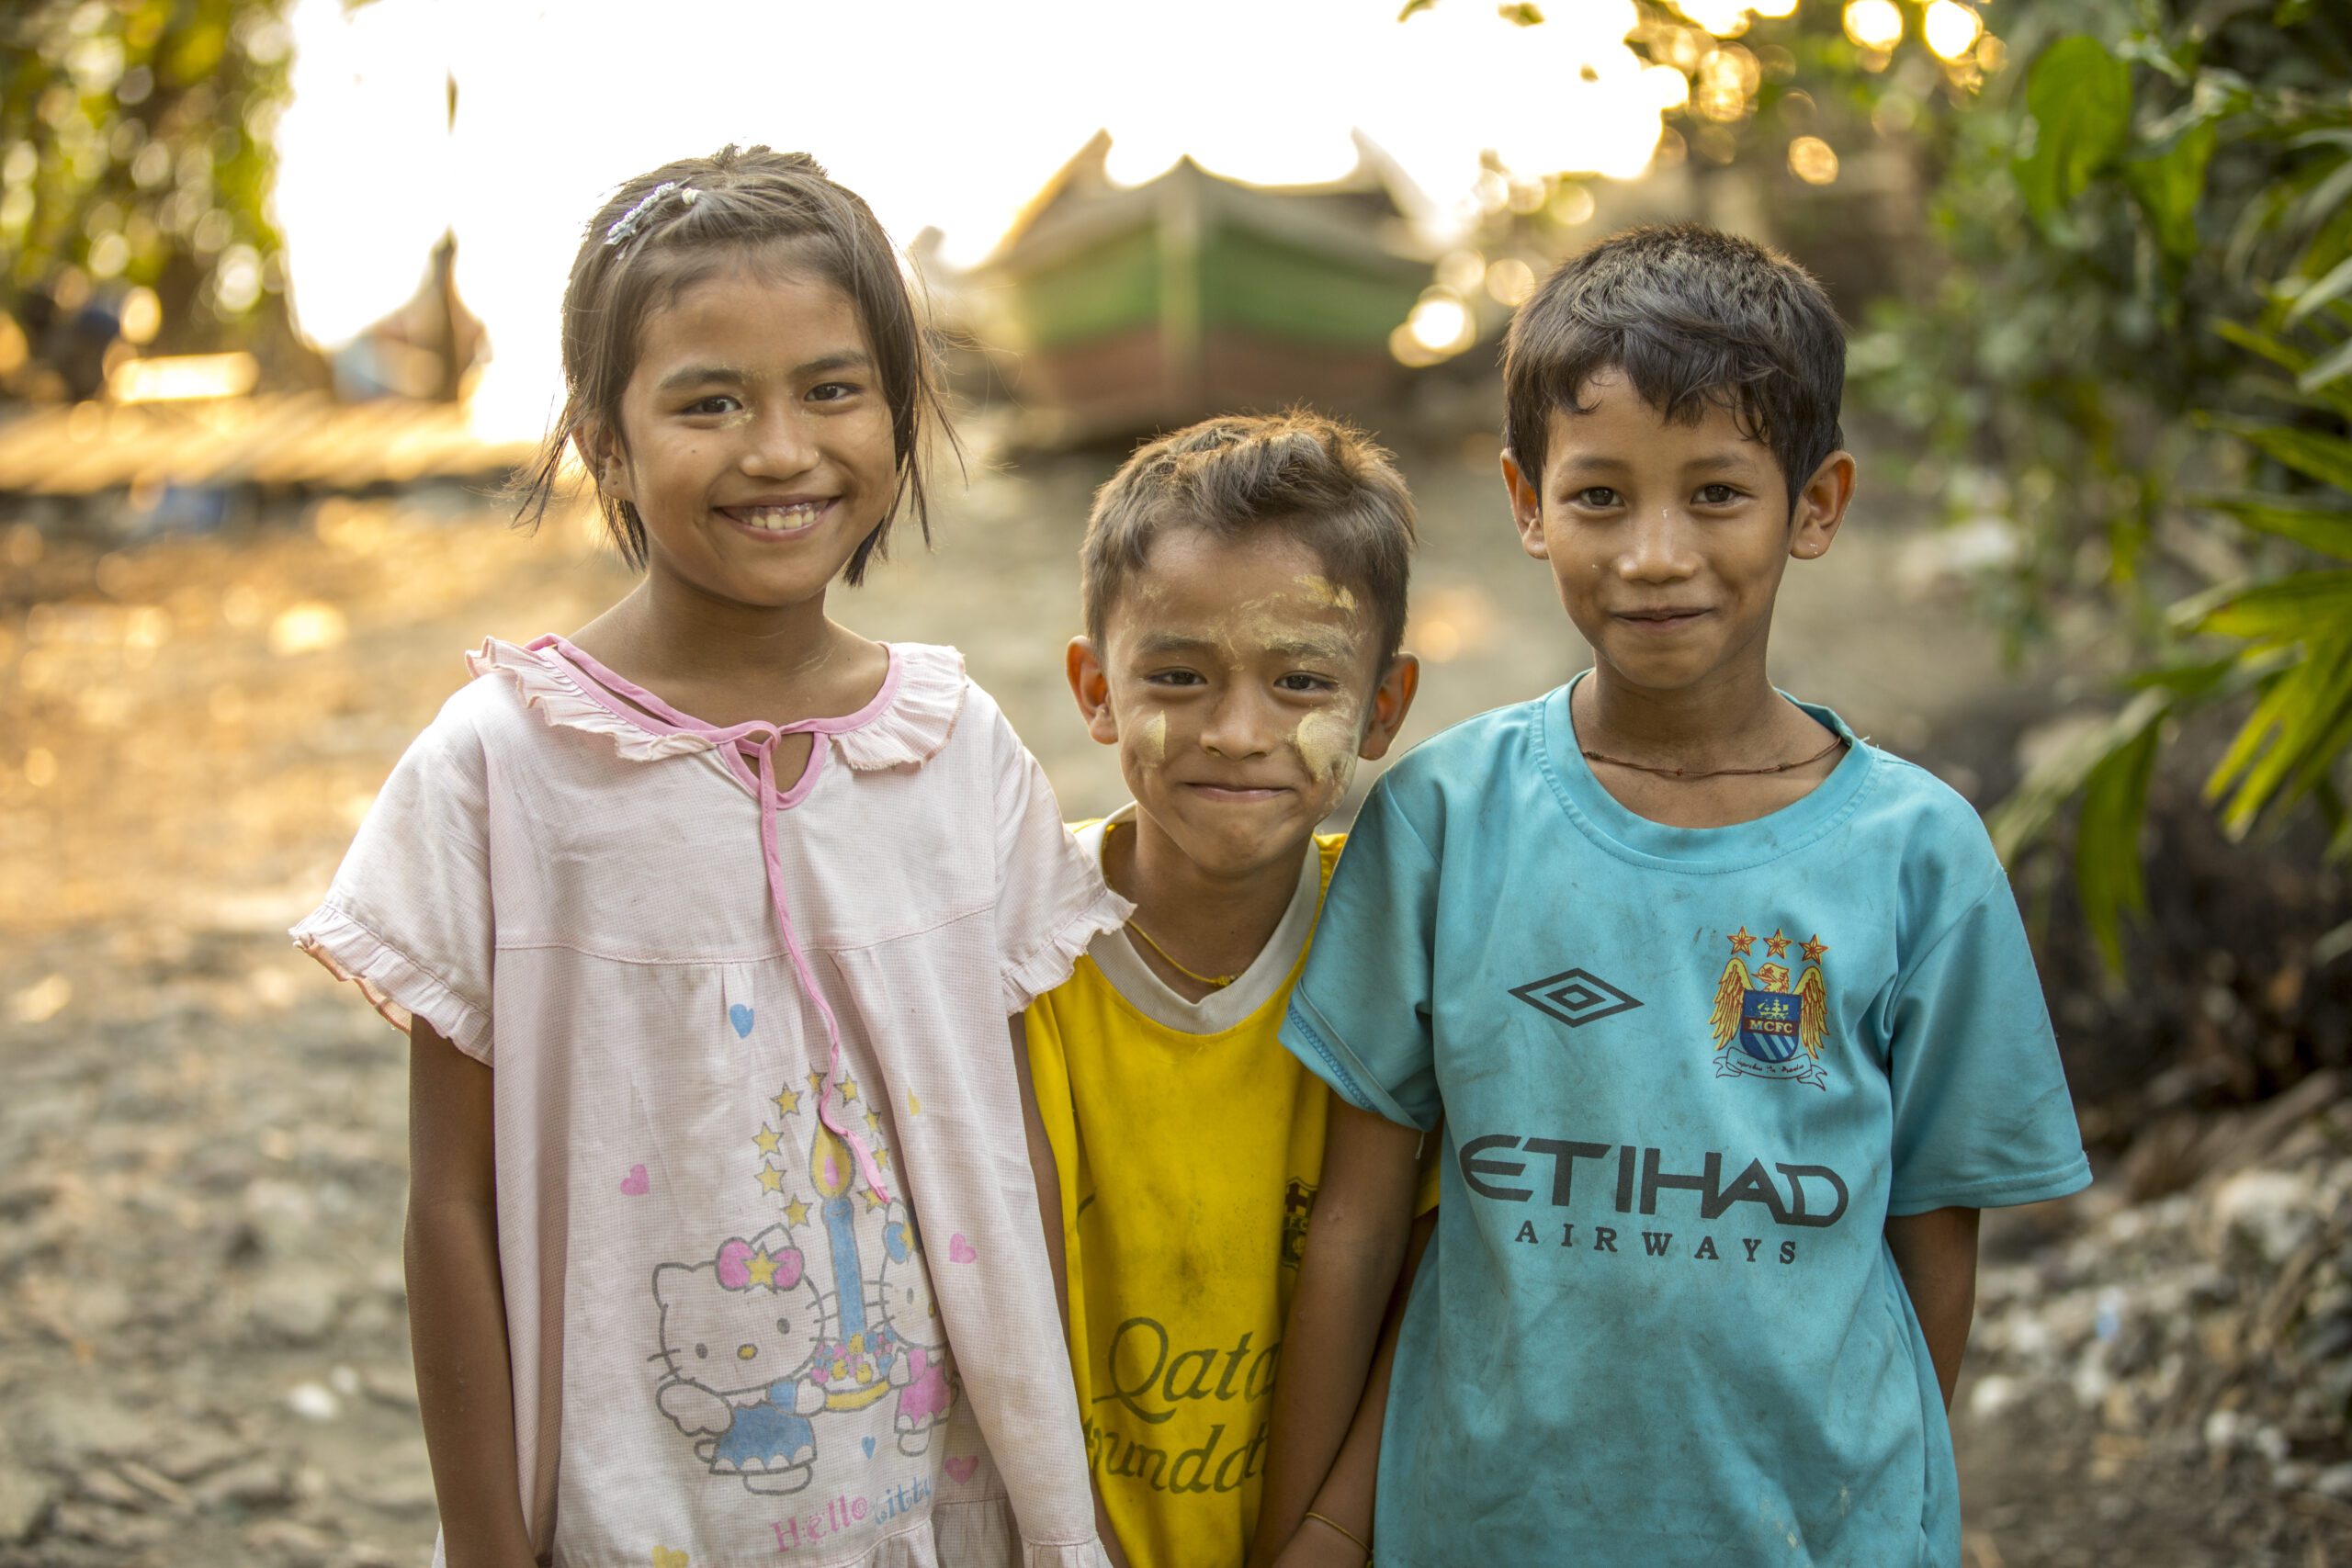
[1848,2,2352,967]
[0,0,301,389]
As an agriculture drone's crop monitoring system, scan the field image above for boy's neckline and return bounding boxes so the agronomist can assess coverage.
[1540,671,1874,871]
[1079,807,1323,1035]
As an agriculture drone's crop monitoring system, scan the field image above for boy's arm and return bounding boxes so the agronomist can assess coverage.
[1271,1206,1438,1567]
[1011,1017,1131,1568]
[405,1018,535,1568]
[1885,1206,1981,1408]
[1248,1101,1425,1565]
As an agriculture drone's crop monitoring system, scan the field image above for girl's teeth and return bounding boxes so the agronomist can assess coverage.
[739,503,822,531]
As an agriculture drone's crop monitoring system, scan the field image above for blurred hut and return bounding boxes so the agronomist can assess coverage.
[330,231,490,404]
[958,131,1437,447]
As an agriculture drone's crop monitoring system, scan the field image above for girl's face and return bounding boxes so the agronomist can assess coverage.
[594,258,898,611]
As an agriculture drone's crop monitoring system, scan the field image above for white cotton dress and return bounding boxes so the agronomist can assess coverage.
[291,636,1128,1568]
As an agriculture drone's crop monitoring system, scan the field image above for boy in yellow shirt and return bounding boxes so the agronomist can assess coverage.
[1024,412,1433,1568]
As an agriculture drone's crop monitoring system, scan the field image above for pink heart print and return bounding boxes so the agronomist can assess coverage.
[944,1455,978,1485]
[947,1234,977,1265]
[620,1164,650,1196]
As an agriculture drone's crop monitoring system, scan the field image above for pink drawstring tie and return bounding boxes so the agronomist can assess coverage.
[531,637,898,1205]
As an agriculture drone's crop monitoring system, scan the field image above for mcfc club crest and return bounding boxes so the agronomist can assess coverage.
[1708,926,1830,1089]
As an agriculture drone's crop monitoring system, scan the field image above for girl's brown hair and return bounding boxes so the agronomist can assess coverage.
[511,145,951,583]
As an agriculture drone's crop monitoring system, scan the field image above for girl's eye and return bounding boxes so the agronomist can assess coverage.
[808,381,861,403]
[1574,486,1622,509]
[685,396,741,416]
[1695,483,1743,505]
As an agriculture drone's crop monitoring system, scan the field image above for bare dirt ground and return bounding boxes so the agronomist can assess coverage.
[1,433,2343,1565]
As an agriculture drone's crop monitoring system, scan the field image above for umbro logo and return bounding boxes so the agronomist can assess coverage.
[1510,967,1643,1030]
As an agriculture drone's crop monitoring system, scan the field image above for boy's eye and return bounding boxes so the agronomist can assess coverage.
[1276,672,1337,693]
[1695,483,1744,505]
[1146,670,1204,687]
[1573,486,1623,509]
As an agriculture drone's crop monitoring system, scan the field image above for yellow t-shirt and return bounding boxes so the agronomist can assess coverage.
[1025,813,1435,1568]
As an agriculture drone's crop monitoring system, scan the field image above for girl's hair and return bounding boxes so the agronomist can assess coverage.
[512,145,951,583]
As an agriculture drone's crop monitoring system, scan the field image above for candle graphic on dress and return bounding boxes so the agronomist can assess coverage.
[809,1115,893,1412]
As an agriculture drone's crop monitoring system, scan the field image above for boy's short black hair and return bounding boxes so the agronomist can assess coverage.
[1082,410,1416,668]
[1502,225,1845,509]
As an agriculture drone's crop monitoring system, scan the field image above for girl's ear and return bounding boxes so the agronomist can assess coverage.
[1067,637,1118,746]
[575,418,634,505]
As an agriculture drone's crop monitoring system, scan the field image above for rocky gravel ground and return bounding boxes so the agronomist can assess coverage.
[0,432,2343,1565]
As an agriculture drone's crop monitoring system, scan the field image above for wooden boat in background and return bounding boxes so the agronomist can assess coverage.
[954,132,1437,447]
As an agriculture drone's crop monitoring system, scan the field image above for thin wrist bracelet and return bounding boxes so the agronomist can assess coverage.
[1303,1510,1372,1558]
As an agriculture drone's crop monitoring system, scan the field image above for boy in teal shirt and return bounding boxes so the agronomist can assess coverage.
[1251,227,2089,1567]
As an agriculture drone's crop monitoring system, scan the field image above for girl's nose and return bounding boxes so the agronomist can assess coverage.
[741,407,819,478]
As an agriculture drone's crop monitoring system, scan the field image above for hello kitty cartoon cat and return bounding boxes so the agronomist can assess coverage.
[875,1201,957,1456]
[652,1224,830,1495]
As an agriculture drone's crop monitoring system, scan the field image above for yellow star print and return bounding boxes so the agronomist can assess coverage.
[808,1071,826,1099]
[875,1147,892,1172]
[839,1079,859,1104]
[865,1111,882,1135]
[756,1165,784,1193]
[783,1196,808,1226]
[862,1187,888,1212]
[772,1087,800,1119]
[752,1125,780,1156]
[746,1250,778,1288]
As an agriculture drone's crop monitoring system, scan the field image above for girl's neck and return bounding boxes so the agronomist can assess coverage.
[571,570,882,728]
[1105,815,1302,1004]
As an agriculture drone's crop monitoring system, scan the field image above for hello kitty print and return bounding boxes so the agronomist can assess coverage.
[649,1065,963,1503]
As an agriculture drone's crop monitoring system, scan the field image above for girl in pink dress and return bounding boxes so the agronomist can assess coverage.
[293,146,1128,1568]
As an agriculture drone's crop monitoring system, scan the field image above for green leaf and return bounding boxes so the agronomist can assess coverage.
[2193,491,2352,559]
[2184,570,2352,640]
[2013,37,2133,226]
[2300,335,2352,395]
[2277,0,2317,25]
[2125,118,2216,259]
[2076,716,2162,970]
[2206,415,2352,493]
[1990,689,2172,865]
[2216,319,2313,378]
[2285,254,2352,327]
[2208,634,2352,832]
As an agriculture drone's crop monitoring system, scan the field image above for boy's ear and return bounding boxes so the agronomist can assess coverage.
[1499,448,1548,559]
[1356,652,1421,763]
[1789,449,1856,561]
[574,418,634,504]
[1066,637,1119,746]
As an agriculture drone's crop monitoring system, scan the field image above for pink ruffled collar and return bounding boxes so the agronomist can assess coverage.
[466,635,967,797]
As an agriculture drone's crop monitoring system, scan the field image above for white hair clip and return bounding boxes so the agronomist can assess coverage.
[604,181,697,247]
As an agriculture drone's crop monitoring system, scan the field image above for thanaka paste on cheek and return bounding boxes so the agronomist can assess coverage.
[1293,702,1361,794]
[1140,710,1168,765]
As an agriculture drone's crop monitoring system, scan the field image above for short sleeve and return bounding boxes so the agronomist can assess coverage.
[1884,870,2091,1214]
[289,710,496,1061]
[990,719,1131,1015]
[1281,780,1441,1131]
